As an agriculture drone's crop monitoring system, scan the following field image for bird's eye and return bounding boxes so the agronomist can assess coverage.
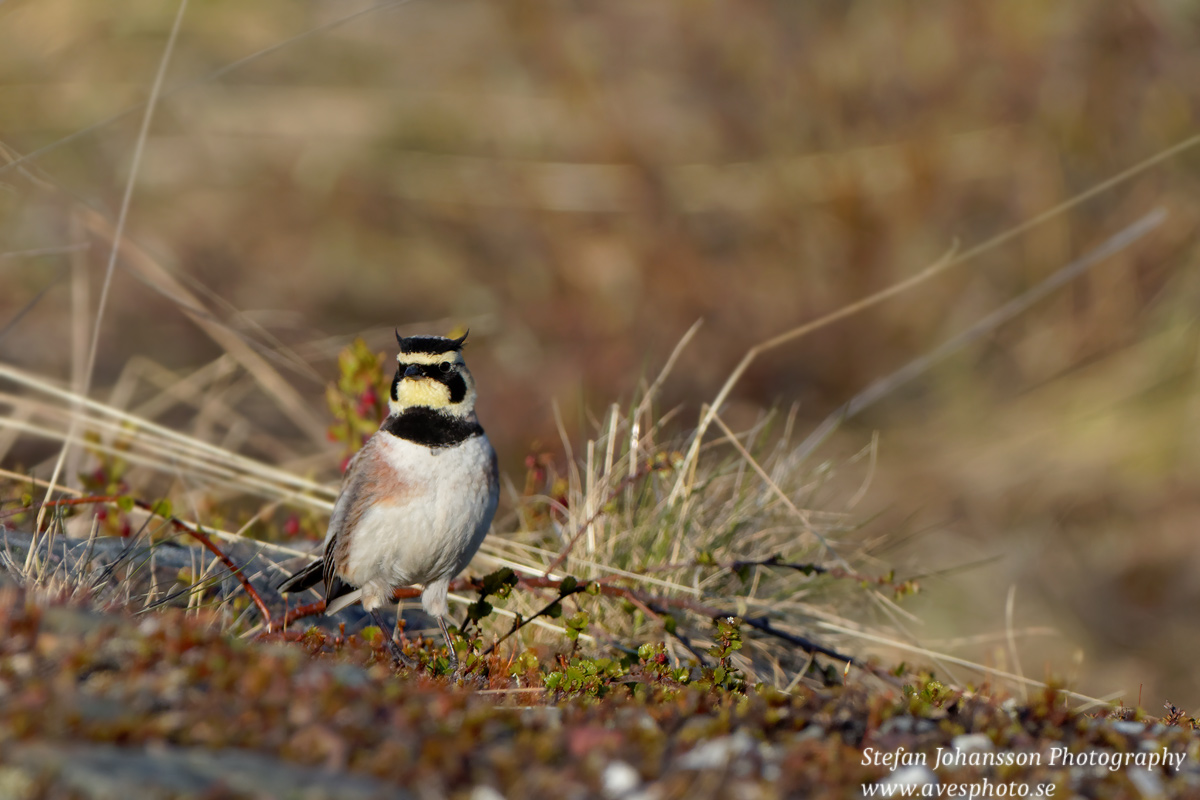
[439,361,452,373]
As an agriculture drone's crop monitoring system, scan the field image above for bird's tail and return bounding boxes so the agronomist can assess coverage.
[325,587,364,616]
[278,559,323,594]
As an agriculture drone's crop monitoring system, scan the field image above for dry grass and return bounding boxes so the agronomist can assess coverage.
[0,205,1171,705]
[4,0,1200,708]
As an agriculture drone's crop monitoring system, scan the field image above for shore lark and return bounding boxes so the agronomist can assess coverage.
[280,331,499,670]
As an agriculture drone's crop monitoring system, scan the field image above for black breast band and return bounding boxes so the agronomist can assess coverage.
[381,407,483,448]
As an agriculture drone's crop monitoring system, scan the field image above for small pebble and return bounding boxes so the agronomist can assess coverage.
[678,731,755,771]
[602,761,640,798]
[1110,720,1146,737]
[950,733,994,753]
[470,786,505,800]
[879,716,936,735]
[1127,767,1165,799]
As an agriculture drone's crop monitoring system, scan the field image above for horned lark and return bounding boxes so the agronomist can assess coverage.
[280,331,499,671]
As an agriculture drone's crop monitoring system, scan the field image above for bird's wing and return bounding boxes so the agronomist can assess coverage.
[321,442,370,549]
[321,433,417,602]
[321,436,378,600]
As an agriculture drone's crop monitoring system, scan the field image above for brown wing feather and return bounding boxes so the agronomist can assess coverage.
[318,433,416,603]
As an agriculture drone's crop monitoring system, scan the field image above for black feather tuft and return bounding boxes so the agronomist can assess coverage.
[397,331,468,355]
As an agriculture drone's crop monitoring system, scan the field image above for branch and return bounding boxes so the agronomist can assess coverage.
[727,556,917,595]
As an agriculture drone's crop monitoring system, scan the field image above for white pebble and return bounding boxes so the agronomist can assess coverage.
[602,761,641,798]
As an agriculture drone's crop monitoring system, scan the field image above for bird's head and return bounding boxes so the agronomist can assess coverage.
[388,330,476,418]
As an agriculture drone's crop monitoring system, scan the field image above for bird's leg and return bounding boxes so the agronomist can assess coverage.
[437,614,461,676]
[370,608,418,669]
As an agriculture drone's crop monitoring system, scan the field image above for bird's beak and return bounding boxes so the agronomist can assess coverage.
[404,365,422,379]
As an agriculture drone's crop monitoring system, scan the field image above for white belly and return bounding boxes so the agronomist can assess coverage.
[341,434,497,605]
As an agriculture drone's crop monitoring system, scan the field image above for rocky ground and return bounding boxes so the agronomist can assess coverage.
[2,574,1199,800]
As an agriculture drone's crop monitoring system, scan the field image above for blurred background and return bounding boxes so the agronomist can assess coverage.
[2,0,1200,704]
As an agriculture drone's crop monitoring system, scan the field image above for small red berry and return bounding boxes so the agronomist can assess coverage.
[283,516,301,537]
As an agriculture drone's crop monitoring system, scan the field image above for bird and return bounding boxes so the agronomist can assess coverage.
[279,330,499,672]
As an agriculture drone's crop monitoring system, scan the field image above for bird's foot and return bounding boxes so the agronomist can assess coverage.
[370,609,419,670]
[438,615,466,682]
[449,652,469,685]
[453,660,487,690]
[385,638,419,670]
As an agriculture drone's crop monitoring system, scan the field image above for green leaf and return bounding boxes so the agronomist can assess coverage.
[481,567,517,597]
[116,496,135,513]
[559,575,577,594]
[545,601,563,619]
[565,611,589,640]
[467,600,493,622]
[109,459,128,482]
[151,499,173,518]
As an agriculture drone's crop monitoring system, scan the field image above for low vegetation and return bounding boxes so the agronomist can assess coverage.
[2,333,1198,798]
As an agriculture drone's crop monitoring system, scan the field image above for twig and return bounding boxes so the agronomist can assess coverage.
[278,600,328,629]
[631,591,859,665]
[479,582,587,657]
[620,590,710,667]
[729,555,918,594]
[275,568,857,666]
